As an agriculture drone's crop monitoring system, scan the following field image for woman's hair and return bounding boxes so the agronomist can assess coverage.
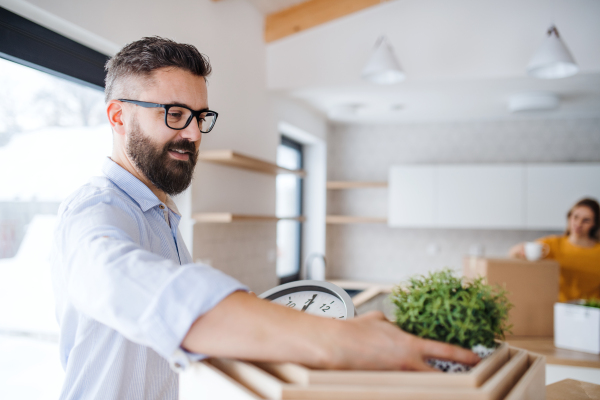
[565,198,600,240]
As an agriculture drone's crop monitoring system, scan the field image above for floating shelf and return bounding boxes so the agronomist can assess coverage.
[193,213,305,223]
[326,215,387,224]
[199,150,305,176]
[328,279,394,292]
[327,181,387,189]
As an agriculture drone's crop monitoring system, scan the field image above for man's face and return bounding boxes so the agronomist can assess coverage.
[124,67,208,196]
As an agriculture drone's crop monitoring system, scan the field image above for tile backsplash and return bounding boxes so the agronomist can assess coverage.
[326,117,600,283]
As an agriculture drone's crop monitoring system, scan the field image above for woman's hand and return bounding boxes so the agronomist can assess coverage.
[509,243,526,259]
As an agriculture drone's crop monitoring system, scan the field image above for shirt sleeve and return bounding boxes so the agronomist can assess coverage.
[536,235,558,259]
[53,191,248,368]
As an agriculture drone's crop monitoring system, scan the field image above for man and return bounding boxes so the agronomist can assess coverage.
[51,37,478,400]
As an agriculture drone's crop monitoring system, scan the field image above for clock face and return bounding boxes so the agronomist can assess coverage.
[259,280,355,320]
[270,290,348,319]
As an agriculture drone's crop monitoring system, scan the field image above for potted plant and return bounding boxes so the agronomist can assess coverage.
[555,298,600,354]
[390,269,512,372]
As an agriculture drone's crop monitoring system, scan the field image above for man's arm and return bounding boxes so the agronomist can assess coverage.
[55,196,247,362]
[182,291,480,371]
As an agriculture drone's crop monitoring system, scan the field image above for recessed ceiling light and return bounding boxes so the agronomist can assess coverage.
[508,92,559,112]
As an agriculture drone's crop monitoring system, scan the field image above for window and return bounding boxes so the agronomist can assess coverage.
[276,136,303,283]
[0,7,109,399]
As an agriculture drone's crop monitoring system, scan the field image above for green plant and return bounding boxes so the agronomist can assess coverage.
[584,298,600,309]
[390,269,512,349]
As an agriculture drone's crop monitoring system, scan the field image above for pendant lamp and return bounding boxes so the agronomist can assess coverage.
[362,36,405,85]
[527,25,579,79]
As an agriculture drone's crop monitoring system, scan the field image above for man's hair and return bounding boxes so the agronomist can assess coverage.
[104,36,212,103]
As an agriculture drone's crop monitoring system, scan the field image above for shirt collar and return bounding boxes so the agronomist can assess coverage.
[102,157,179,214]
[164,196,180,215]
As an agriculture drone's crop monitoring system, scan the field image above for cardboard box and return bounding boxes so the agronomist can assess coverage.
[547,379,600,400]
[464,257,560,337]
[555,302,600,354]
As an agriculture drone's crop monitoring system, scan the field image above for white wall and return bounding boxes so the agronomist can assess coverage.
[271,96,329,276]
[327,117,600,283]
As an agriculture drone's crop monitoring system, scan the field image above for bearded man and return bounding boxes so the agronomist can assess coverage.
[51,37,478,400]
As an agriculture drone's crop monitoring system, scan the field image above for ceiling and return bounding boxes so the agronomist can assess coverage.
[257,0,600,124]
[245,0,308,15]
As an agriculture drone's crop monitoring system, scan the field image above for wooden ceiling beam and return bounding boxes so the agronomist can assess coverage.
[265,0,391,43]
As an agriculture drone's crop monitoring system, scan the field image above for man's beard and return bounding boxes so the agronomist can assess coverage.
[126,120,198,196]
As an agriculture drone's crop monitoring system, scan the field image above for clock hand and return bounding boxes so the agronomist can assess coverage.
[301,294,317,312]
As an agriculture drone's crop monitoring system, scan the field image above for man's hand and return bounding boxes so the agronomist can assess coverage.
[323,311,480,371]
[182,292,480,372]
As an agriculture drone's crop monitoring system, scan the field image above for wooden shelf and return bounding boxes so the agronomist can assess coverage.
[193,213,305,223]
[329,280,394,292]
[199,149,305,176]
[327,181,387,189]
[326,215,387,224]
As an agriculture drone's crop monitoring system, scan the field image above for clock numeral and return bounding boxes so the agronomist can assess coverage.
[286,301,296,308]
[320,304,330,312]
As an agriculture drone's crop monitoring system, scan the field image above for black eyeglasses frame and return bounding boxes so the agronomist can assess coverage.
[118,99,218,133]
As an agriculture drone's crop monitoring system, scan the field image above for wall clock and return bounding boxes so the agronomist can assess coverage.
[259,280,356,320]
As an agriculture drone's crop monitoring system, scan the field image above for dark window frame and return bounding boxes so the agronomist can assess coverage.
[0,6,108,89]
[278,136,304,284]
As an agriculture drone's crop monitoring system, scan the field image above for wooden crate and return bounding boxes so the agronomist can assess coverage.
[179,358,263,400]
[200,346,544,400]
[504,351,546,400]
[254,342,509,388]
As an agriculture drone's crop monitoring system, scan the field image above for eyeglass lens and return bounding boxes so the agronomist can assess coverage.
[166,107,216,132]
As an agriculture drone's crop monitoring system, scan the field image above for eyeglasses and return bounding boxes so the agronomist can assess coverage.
[119,99,218,133]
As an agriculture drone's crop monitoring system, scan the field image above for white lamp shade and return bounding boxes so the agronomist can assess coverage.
[362,36,405,85]
[527,26,579,79]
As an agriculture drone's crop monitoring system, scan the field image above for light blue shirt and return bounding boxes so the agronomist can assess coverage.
[51,158,247,400]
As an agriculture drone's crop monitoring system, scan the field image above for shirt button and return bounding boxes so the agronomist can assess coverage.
[159,204,165,209]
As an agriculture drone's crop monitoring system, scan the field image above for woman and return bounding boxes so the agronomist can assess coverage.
[509,198,600,302]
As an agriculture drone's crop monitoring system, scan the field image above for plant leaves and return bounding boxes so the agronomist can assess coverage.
[390,269,513,349]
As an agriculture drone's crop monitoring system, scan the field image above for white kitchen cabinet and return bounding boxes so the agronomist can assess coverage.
[388,166,436,227]
[526,164,600,230]
[437,165,525,229]
[388,163,600,230]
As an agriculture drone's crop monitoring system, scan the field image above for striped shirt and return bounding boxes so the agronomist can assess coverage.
[51,157,247,400]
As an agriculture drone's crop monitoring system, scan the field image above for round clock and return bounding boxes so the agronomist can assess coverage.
[259,280,356,320]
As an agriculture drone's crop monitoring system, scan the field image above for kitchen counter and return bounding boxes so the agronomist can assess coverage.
[506,338,600,369]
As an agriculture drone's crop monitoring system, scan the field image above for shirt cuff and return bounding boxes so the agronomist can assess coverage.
[139,263,249,367]
[169,348,206,373]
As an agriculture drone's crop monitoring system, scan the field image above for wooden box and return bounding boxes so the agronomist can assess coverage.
[253,342,510,389]
[186,345,545,400]
[464,257,559,336]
